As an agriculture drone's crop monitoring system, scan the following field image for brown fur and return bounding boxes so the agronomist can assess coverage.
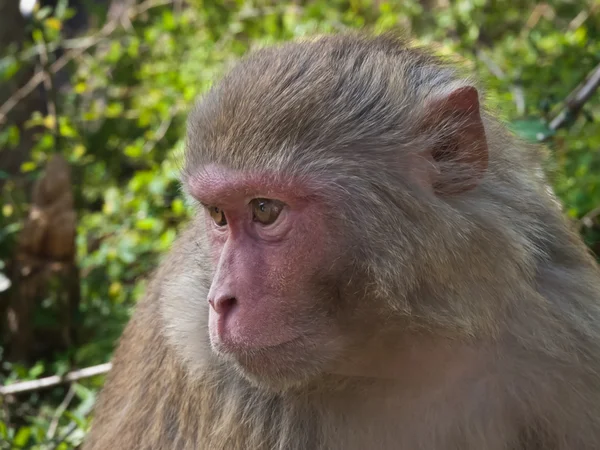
[84,33,600,449]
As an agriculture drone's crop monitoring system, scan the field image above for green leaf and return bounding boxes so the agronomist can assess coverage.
[510,118,553,142]
[106,102,124,118]
[0,55,20,81]
[35,6,53,20]
[21,161,37,173]
[135,218,158,231]
[13,427,31,447]
[124,144,142,158]
[55,0,69,19]
[107,42,123,63]
[28,361,45,378]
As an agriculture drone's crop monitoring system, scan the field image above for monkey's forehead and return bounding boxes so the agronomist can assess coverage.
[183,34,461,175]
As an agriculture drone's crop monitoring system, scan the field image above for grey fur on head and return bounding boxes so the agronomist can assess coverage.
[184,32,550,334]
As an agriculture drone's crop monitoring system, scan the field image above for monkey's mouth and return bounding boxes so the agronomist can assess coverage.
[211,334,305,356]
[214,335,325,387]
[208,305,309,353]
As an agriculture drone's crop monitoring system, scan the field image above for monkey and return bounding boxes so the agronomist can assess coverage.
[83,32,600,450]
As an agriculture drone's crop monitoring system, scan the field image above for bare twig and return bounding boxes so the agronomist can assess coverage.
[569,3,598,31]
[0,21,117,125]
[580,205,600,230]
[43,397,96,450]
[0,363,112,396]
[46,385,76,439]
[0,0,174,125]
[135,0,174,15]
[38,40,57,123]
[546,61,600,134]
[522,3,555,37]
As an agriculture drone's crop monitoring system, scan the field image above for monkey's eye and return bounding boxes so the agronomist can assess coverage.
[250,198,284,225]
[208,206,227,227]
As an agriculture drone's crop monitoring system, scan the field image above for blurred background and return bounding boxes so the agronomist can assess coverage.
[0,0,598,448]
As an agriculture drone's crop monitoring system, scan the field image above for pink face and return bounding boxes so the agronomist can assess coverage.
[187,164,343,379]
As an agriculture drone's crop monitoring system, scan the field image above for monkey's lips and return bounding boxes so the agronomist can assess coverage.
[211,332,304,356]
[208,306,304,354]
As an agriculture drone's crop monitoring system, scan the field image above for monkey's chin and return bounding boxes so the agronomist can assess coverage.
[211,337,331,391]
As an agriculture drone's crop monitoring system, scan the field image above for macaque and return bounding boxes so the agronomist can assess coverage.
[83,33,600,450]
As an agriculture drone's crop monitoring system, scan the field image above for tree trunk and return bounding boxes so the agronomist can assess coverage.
[4,154,80,362]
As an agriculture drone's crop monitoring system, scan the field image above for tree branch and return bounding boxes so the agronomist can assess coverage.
[0,363,112,396]
[45,385,76,439]
[0,21,116,125]
[580,205,600,230]
[546,61,600,135]
[0,0,174,125]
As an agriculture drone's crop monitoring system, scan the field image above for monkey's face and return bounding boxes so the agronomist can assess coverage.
[170,37,493,389]
[187,164,351,388]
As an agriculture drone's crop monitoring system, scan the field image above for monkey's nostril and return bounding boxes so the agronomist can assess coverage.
[209,295,236,316]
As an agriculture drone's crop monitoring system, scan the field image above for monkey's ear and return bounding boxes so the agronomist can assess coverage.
[424,86,489,196]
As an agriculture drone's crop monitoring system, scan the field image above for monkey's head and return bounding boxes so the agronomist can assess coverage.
[162,33,537,390]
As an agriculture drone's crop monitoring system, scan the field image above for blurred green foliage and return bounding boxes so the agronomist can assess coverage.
[0,0,599,448]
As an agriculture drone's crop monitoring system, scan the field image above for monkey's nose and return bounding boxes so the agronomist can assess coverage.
[209,295,237,316]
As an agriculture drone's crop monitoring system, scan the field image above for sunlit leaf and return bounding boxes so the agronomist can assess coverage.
[13,427,31,447]
[21,161,37,172]
[43,115,57,130]
[2,204,13,217]
[45,17,63,31]
[73,144,86,159]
